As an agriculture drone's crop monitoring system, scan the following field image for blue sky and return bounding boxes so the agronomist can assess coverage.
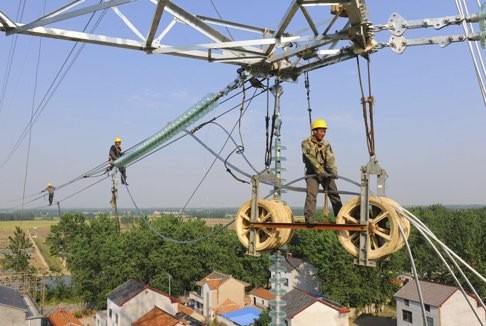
[0,1,485,210]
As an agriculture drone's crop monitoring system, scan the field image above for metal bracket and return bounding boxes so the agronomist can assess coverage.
[387,12,476,37]
[247,170,280,256]
[355,156,387,267]
[389,33,479,53]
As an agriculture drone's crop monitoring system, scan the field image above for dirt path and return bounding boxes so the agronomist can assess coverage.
[26,229,50,271]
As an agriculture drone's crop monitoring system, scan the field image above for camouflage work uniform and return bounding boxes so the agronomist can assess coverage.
[109,144,127,185]
[42,185,56,206]
[301,136,342,219]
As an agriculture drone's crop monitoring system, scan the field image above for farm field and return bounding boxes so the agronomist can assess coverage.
[0,219,59,272]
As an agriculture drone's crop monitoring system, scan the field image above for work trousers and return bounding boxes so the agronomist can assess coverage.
[119,167,127,184]
[304,176,342,218]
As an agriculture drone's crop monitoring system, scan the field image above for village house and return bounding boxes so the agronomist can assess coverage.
[0,284,44,326]
[282,288,350,326]
[275,253,320,294]
[46,306,83,326]
[249,287,275,309]
[394,279,486,326]
[188,271,250,320]
[96,279,181,326]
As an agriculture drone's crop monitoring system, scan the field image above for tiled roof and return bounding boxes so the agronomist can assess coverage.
[250,288,275,301]
[0,285,28,311]
[394,280,461,307]
[196,271,250,288]
[196,271,230,286]
[206,279,221,290]
[176,304,205,325]
[132,307,182,326]
[282,288,318,317]
[47,306,82,326]
[281,255,304,272]
[282,288,349,318]
[214,298,240,315]
[107,279,146,306]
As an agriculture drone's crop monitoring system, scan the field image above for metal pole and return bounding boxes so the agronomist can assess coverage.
[270,82,284,200]
[168,273,171,296]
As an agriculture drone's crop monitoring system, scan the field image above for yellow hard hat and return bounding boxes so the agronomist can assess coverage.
[311,119,327,130]
[114,137,122,143]
[47,183,52,187]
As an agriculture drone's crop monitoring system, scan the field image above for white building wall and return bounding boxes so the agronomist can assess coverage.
[289,302,348,326]
[291,263,320,293]
[200,283,213,318]
[249,294,270,308]
[0,306,27,326]
[396,298,439,326]
[397,293,485,326]
[106,289,176,326]
[273,262,319,294]
[441,292,485,326]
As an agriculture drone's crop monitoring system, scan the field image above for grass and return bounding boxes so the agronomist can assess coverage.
[33,236,63,273]
[0,220,59,231]
[0,219,60,272]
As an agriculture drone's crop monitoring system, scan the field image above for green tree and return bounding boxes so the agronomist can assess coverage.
[254,309,271,326]
[46,213,89,268]
[1,226,35,273]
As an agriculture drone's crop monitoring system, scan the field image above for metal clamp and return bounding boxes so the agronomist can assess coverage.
[356,156,387,267]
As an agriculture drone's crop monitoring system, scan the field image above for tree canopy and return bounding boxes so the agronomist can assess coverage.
[44,205,486,309]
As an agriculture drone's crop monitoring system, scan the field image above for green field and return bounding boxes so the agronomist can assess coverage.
[0,219,60,272]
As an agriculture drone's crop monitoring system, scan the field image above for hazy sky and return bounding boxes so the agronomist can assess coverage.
[0,1,485,211]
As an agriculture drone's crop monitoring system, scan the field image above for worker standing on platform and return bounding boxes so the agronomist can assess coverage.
[109,137,128,185]
[41,183,56,206]
[302,118,342,224]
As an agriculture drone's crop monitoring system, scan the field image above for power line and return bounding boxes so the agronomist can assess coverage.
[1,7,109,168]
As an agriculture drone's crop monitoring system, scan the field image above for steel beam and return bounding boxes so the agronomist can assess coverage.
[7,0,133,35]
[250,222,367,231]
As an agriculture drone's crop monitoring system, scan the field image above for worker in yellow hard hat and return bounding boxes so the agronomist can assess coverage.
[108,137,128,185]
[41,183,56,206]
[301,118,342,224]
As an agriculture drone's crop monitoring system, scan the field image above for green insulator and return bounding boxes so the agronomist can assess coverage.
[269,266,286,273]
[114,93,219,168]
[269,310,286,318]
[270,288,287,296]
[269,277,287,284]
[270,299,287,307]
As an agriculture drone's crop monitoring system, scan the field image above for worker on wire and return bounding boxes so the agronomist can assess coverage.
[109,137,128,185]
[302,118,342,224]
[41,183,56,206]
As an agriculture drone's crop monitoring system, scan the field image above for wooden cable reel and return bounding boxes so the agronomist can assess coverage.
[336,196,410,260]
[235,199,294,251]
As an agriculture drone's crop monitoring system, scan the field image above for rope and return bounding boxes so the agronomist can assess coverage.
[21,25,43,220]
[304,70,313,129]
[264,79,271,168]
[2,77,265,209]
[208,0,234,40]
[356,56,375,157]
[264,79,278,168]
[55,175,109,204]
[180,88,258,214]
